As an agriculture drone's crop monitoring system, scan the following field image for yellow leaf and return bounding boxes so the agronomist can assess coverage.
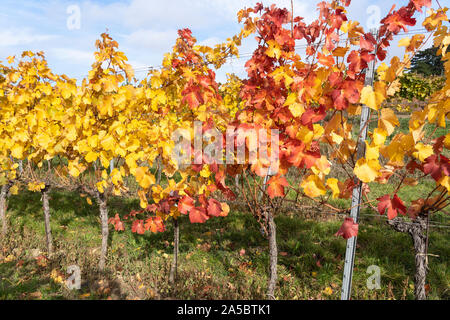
[323,287,333,295]
[11,145,24,159]
[301,175,326,198]
[101,135,115,151]
[284,92,298,107]
[135,167,155,189]
[140,174,155,189]
[330,132,344,145]
[200,166,211,178]
[66,126,77,142]
[10,185,19,195]
[50,269,64,284]
[360,85,385,111]
[138,190,148,209]
[68,165,80,178]
[311,155,331,176]
[86,197,93,205]
[265,40,282,59]
[398,37,411,47]
[372,128,387,145]
[289,103,305,118]
[444,132,450,149]
[381,133,415,166]
[354,158,381,183]
[378,108,399,136]
[96,180,106,194]
[439,176,450,193]
[365,142,380,161]
[85,151,98,163]
[326,178,340,199]
[412,143,433,162]
[88,135,99,148]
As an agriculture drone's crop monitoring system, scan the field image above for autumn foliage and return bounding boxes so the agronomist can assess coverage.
[0,0,449,300]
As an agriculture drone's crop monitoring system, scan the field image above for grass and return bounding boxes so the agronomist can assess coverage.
[0,189,448,300]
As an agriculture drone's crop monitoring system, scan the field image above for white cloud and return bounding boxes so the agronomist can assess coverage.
[50,48,94,64]
[0,28,57,47]
[125,29,178,50]
[198,37,223,47]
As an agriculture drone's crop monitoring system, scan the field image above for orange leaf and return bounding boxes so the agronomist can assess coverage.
[267,175,289,199]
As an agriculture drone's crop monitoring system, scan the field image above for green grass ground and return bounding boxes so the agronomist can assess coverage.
[0,189,448,300]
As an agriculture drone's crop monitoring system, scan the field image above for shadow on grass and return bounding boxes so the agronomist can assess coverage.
[0,260,61,299]
[4,190,449,299]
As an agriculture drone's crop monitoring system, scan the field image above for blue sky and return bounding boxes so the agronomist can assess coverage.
[0,0,433,82]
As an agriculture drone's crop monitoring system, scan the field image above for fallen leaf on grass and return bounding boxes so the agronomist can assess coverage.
[29,291,42,299]
[35,255,48,267]
[50,269,64,284]
[4,255,15,263]
[323,287,333,295]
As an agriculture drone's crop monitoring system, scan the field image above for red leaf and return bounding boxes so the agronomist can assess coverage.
[108,214,124,231]
[411,0,432,13]
[423,155,450,181]
[131,220,145,234]
[359,35,374,51]
[189,207,209,223]
[146,204,158,213]
[182,86,203,109]
[342,79,363,104]
[207,198,222,217]
[331,89,348,110]
[301,106,326,126]
[335,217,359,239]
[287,143,320,169]
[347,50,367,73]
[317,52,335,67]
[178,28,195,46]
[381,7,416,33]
[144,217,165,233]
[376,194,407,220]
[179,195,195,215]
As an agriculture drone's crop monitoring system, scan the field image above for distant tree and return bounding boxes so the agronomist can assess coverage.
[409,47,444,76]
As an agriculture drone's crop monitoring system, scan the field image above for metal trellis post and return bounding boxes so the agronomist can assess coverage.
[341,29,378,300]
